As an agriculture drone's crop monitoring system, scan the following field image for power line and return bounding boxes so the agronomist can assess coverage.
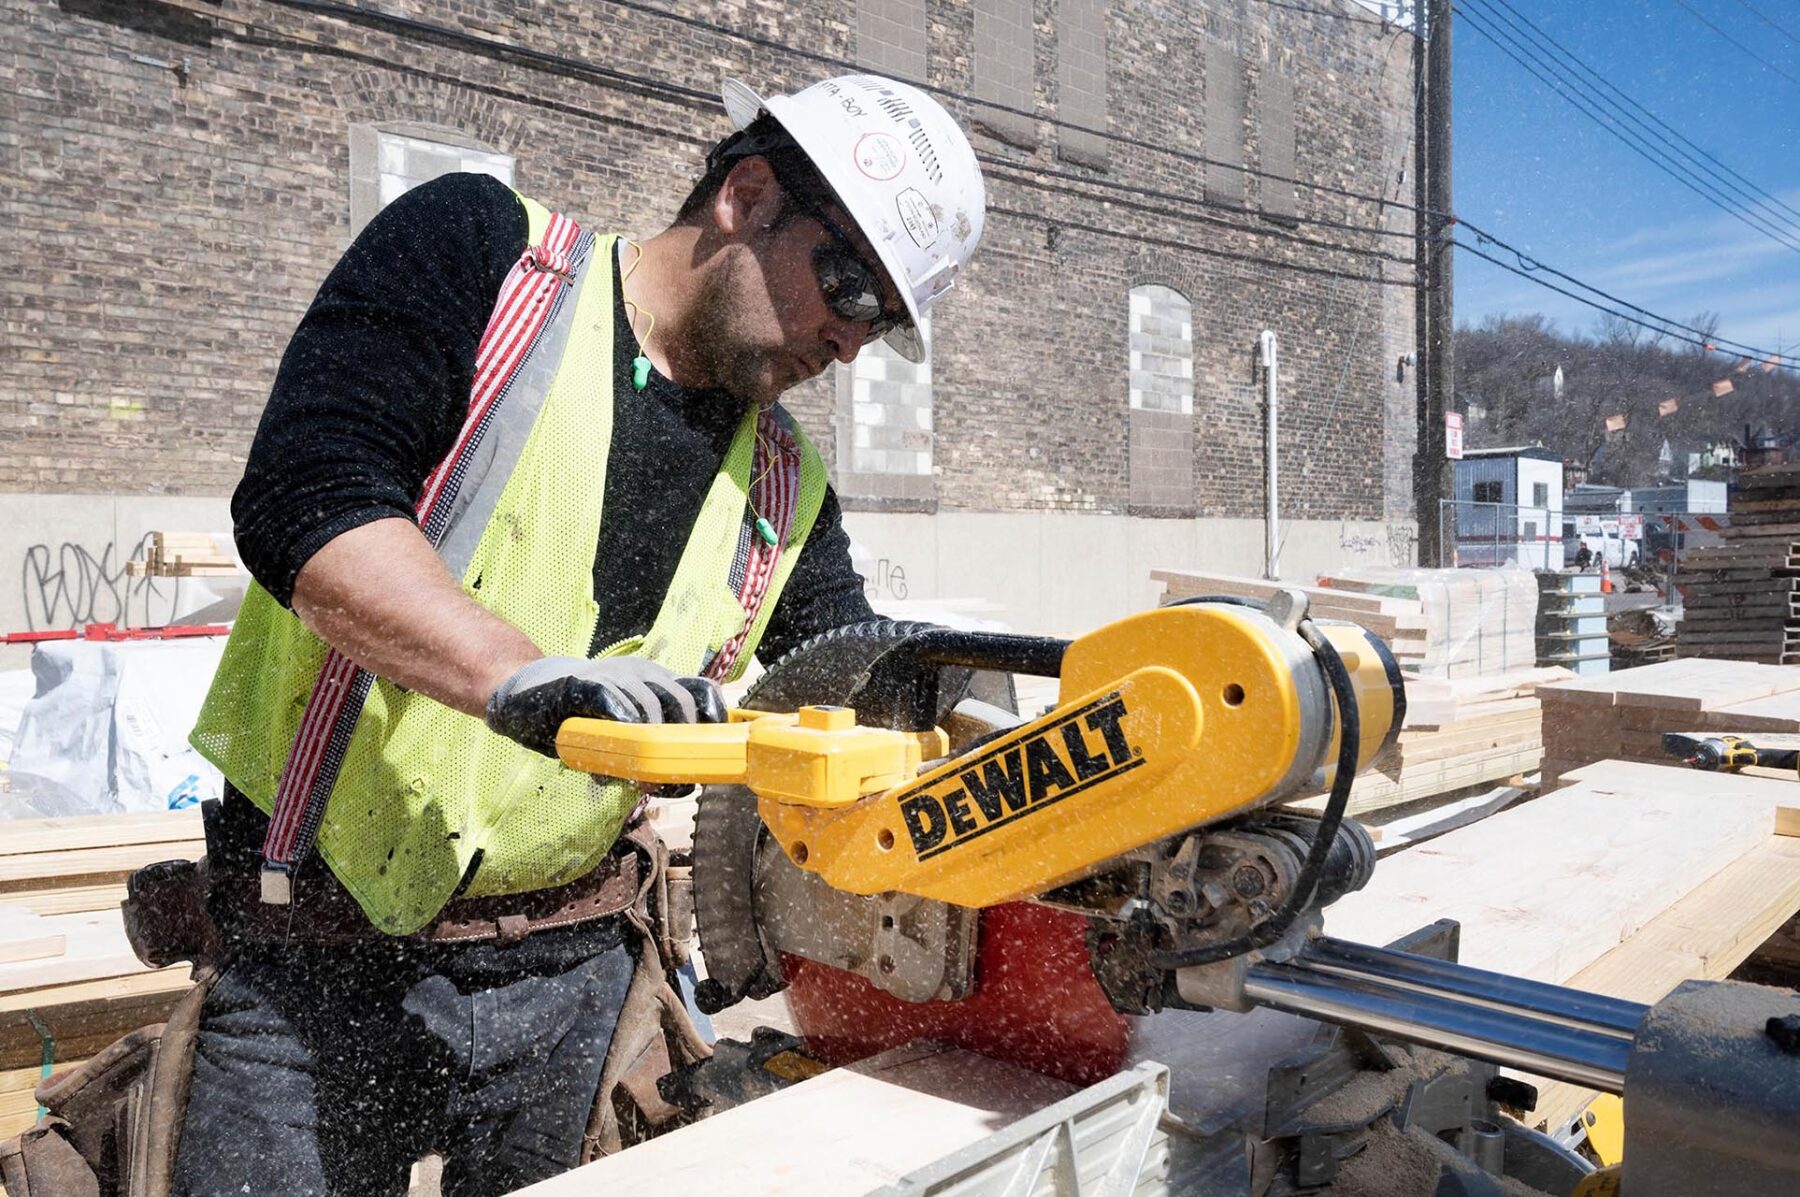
[979,162,1415,264]
[1458,0,1800,252]
[267,0,1427,229]
[1476,0,1800,231]
[1732,0,1800,50]
[586,0,1424,215]
[1258,0,1395,28]
[1454,215,1786,363]
[995,206,1417,287]
[1455,2,1800,256]
[990,158,1416,241]
[1674,0,1800,89]
[1455,236,1796,372]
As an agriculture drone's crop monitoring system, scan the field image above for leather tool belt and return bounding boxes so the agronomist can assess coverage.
[124,819,656,964]
[229,827,650,947]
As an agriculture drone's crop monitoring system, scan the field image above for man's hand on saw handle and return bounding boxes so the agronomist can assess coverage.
[486,656,727,757]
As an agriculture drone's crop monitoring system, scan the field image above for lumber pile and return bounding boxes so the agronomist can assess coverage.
[1536,658,1800,789]
[125,531,239,578]
[0,811,203,1140]
[1676,463,1800,665]
[1154,569,1554,812]
[1315,567,1539,678]
[1284,666,1567,818]
[1151,570,1431,665]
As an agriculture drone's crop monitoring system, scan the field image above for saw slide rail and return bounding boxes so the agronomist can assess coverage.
[1246,938,1646,1093]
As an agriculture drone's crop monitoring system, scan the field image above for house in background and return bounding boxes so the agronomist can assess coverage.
[1452,446,1565,569]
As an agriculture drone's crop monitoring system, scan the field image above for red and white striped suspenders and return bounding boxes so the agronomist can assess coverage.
[259,216,584,904]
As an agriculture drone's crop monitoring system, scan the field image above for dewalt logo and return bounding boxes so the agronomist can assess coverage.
[896,693,1143,860]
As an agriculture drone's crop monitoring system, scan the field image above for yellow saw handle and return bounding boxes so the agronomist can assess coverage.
[556,706,947,806]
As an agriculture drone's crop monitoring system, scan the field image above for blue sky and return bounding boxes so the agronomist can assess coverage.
[1447,0,1800,354]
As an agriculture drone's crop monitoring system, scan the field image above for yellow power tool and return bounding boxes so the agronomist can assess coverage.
[557,598,1400,909]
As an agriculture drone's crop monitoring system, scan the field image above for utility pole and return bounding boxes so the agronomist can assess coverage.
[1414,0,1454,565]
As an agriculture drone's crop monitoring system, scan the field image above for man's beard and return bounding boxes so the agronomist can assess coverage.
[680,247,781,407]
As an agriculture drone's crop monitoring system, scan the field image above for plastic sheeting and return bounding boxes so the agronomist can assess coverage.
[1,638,226,818]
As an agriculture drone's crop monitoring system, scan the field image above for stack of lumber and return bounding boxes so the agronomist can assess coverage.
[1152,570,1432,667]
[1285,666,1568,818]
[1326,760,1800,1139]
[1536,658,1800,789]
[125,531,239,578]
[1677,463,1800,664]
[0,811,203,1140]
[1316,567,1539,678]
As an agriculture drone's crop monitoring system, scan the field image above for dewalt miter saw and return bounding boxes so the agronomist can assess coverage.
[557,594,1800,1195]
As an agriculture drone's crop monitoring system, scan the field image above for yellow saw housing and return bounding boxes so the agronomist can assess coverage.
[558,603,1399,909]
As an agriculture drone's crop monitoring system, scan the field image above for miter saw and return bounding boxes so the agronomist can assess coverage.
[557,595,1800,1195]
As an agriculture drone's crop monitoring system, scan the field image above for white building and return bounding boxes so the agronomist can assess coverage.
[1452,446,1565,569]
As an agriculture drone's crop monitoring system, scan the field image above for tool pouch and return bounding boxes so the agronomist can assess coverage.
[0,967,218,1197]
[121,859,218,970]
[580,823,713,1160]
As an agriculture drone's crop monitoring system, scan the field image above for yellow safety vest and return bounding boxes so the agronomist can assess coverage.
[191,195,828,934]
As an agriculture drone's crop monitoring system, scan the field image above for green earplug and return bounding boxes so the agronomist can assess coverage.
[755,516,778,546]
[632,355,651,391]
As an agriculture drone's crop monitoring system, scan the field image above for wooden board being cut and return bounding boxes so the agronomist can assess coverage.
[1322,770,1775,981]
[511,1042,1076,1195]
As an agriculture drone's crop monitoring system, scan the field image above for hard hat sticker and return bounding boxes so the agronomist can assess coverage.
[896,188,939,250]
[854,132,906,181]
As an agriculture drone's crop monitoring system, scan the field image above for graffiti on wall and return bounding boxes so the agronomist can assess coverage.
[19,534,184,631]
[861,557,910,602]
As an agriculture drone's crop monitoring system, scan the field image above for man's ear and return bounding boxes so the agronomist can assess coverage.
[713,156,784,239]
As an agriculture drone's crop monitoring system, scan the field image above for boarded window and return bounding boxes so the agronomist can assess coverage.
[857,0,926,79]
[1057,0,1108,167]
[974,0,1037,147]
[1128,285,1195,515]
[1128,285,1194,415]
[348,125,514,236]
[1205,45,1246,205]
[1260,69,1296,220]
[834,320,936,505]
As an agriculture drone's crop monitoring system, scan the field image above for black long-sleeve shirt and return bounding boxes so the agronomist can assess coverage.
[233,171,874,667]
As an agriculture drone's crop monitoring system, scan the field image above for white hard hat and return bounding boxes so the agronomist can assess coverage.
[721,74,986,362]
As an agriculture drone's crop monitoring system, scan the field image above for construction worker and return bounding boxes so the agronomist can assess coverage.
[163,74,986,1196]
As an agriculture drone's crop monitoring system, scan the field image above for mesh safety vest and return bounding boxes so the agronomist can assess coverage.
[191,195,828,934]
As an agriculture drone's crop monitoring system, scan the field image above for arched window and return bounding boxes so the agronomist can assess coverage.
[348,123,514,235]
[1129,285,1193,414]
[1128,285,1195,515]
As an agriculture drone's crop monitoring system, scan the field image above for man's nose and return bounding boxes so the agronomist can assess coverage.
[823,317,866,364]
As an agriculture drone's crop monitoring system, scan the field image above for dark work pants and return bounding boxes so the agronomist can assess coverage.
[170,918,633,1197]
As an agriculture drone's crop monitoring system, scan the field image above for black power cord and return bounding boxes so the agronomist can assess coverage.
[1146,596,1362,970]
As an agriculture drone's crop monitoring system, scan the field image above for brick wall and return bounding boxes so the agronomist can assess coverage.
[2,0,1418,526]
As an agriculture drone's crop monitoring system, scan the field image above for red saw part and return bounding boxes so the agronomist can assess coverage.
[781,902,1130,1086]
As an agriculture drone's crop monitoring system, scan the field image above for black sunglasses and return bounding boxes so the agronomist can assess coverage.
[786,193,910,344]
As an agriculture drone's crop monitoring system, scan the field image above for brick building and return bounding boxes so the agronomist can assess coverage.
[2,0,1421,639]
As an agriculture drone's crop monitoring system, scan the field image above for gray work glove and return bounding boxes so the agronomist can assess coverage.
[485,656,727,757]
